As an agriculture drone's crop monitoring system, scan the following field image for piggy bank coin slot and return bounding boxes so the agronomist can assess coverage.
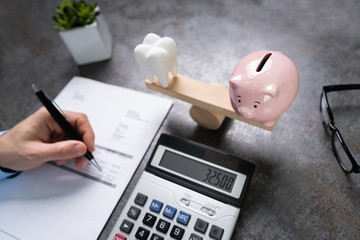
[256,52,272,72]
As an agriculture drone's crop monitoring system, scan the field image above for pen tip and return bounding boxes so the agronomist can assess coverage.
[91,159,102,172]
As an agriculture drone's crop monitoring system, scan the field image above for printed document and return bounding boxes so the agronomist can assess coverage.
[0,77,172,240]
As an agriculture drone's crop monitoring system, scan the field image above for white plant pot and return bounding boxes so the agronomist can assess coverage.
[59,14,112,65]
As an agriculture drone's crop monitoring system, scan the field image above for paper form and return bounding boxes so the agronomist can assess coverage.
[0,77,172,240]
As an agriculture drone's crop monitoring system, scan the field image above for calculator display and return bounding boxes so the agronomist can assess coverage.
[159,150,237,193]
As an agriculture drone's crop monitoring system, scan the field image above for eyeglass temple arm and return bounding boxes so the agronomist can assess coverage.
[323,84,360,93]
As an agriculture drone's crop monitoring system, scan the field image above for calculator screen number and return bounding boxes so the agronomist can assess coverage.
[159,150,237,193]
[203,168,235,192]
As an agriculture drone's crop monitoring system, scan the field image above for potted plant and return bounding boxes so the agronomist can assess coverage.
[53,0,112,65]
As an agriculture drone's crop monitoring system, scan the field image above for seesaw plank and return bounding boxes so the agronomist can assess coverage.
[145,75,276,131]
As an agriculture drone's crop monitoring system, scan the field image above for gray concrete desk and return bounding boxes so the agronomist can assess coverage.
[1,0,359,239]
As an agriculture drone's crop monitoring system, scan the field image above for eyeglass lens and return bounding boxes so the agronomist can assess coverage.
[332,133,353,172]
[321,95,331,131]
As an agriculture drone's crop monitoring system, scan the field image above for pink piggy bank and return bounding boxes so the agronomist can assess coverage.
[229,50,299,127]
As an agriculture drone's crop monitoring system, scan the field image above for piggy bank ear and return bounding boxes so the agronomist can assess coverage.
[263,84,278,102]
[229,80,238,90]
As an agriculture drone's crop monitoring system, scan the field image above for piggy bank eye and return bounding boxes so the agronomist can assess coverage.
[254,105,257,108]
[237,100,241,103]
[253,101,260,108]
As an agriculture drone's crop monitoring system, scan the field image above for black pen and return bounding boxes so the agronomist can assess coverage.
[31,84,102,172]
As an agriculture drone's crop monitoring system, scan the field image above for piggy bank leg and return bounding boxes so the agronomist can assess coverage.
[261,119,276,127]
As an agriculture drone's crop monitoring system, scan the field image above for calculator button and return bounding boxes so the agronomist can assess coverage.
[180,198,190,206]
[120,219,134,233]
[150,233,164,240]
[143,212,157,227]
[176,211,191,225]
[209,225,224,240]
[170,225,185,240]
[113,233,127,240]
[127,206,141,219]
[189,233,203,240]
[163,205,177,219]
[156,218,170,233]
[200,207,215,216]
[134,193,148,206]
[135,227,150,240]
[194,218,208,233]
[149,199,163,213]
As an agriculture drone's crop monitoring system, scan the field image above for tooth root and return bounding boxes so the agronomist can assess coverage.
[155,67,170,88]
[146,74,155,82]
[171,59,178,76]
[134,33,178,88]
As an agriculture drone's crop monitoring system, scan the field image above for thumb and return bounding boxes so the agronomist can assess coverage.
[38,141,87,162]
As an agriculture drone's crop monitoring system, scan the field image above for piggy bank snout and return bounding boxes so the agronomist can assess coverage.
[238,106,255,119]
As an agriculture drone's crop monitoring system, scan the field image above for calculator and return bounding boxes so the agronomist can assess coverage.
[107,134,255,240]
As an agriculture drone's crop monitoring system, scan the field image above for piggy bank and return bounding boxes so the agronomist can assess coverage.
[229,50,299,127]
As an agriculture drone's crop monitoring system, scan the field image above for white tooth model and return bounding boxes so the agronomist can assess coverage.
[134,33,178,88]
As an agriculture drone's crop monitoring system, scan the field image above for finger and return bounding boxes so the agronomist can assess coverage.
[64,111,96,152]
[33,107,68,141]
[35,140,87,162]
[55,160,65,166]
[55,159,73,166]
[75,157,88,170]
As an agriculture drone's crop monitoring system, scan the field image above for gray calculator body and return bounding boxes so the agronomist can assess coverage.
[107,134,255,240]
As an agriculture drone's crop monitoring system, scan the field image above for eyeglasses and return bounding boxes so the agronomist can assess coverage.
[320,84,360,174]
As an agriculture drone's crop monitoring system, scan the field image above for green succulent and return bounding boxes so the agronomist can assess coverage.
[52,0,99,31]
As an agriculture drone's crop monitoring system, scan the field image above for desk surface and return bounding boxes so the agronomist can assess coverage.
[1,0,359,239]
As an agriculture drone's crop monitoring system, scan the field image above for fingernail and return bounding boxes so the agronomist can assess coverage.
[74,144,83,155]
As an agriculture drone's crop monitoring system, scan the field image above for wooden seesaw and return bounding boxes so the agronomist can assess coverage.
[145,74,276,131]
[136,34,299,131]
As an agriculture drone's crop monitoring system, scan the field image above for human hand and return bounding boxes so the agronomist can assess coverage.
[0,107,95,171]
